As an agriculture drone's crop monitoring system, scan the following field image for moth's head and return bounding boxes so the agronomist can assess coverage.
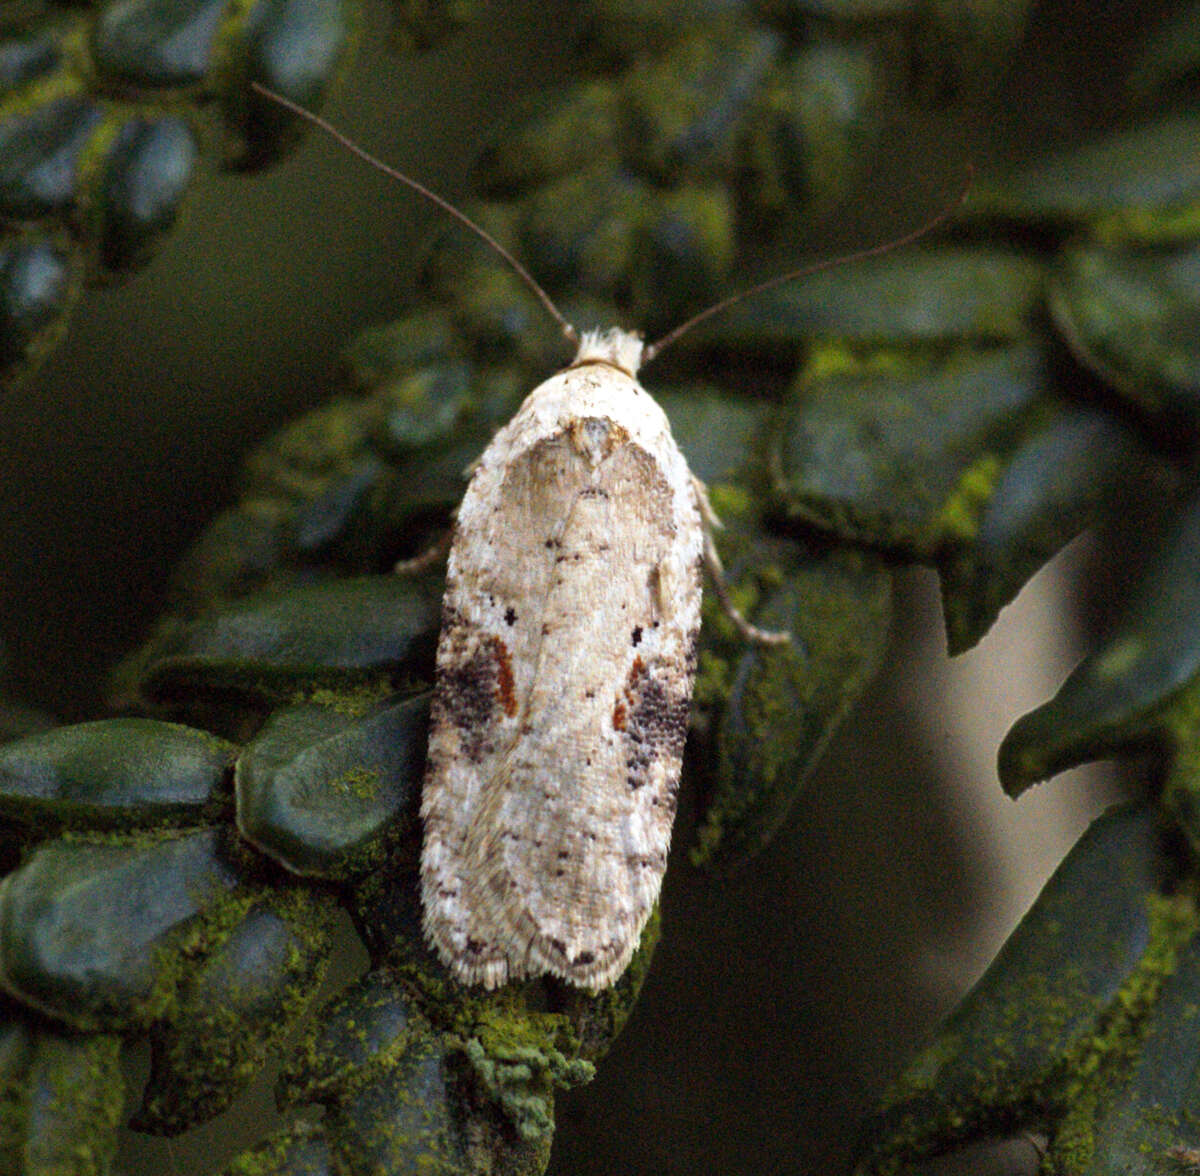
[568,328,645,378]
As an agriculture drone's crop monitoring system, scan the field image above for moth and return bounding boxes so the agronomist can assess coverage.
[421,324,765,989]
[253,83,964,991]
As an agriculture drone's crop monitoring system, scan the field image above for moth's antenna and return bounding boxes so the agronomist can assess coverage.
[642,165,975,365]
[251,82,579,347]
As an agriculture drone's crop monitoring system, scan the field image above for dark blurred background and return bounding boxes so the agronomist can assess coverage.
[0,0,1174,1171]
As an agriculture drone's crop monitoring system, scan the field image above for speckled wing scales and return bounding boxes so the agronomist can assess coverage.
[421,358,703,990]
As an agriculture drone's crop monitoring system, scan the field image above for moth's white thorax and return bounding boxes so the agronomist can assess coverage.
[569,327,644,377]
[488,328,679,473]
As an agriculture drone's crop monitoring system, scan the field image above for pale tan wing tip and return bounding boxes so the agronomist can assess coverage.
[422,908,633,991]
[424,926,514,990]
[542,954,631,992]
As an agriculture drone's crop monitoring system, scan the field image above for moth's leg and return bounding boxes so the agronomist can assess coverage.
[694,477,790,647]
[702,529,791,646]
[394,526,453,576]
[396,464,476,576]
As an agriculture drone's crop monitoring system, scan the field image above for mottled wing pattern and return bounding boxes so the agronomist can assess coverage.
[421,367,703,989]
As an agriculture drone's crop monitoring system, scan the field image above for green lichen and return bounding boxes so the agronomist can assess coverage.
[888,1033,965,1099]
[800,340,918,382]
[1093,634,1148,685]
[693,647,734,712]
[245,401,374,502]
[646,182,735,274]
[1044,893,1199,1172]
[705,481,755,523]
[1047,1085,1099,1175]
[463,1015,594,1142]
[692,635,801,866]
[22,1032,124,1176]
[478,79,619,194]
[328,765,383,803]
[1163,698,1200,851]
[280,979,425,1113]
[623,29,742,181]
[305,1026,469,1176]
[934,453,1003,544]
[1161,682,1200,759]
[222,1124,327,1176]
[138,887,333,1131]
[298,680,396,717]
[858,806,1186,1175]
[694,547,889,868]
[1094,202,1200,247]
[0,49,84,120]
